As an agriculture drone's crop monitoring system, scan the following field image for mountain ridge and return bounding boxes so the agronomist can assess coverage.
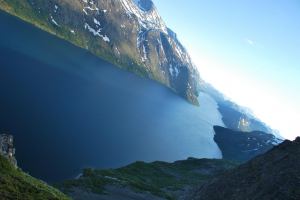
[59,158,238,200]
[199,80,280,136]
[0,0,200,105]
[189,137,300,200]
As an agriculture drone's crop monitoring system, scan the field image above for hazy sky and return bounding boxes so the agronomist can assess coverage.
[153,0,300,140]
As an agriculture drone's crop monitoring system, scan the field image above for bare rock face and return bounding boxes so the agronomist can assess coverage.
[0,134,17,167]
[0,0,200,104]
[189,137,300,200]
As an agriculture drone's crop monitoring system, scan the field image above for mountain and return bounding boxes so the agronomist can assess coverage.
[0,0,199,105]
[199,80,279,135]
[189,137,300,200]
[58,137,299,200]
[198,80,283,159]
[59,158,238,200]
[213,126,283,162]
[0,154,69,200]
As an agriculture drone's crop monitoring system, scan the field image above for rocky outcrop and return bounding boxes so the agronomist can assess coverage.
[0,0,199,104]
[0,134,17,167]
[213,126,282,162]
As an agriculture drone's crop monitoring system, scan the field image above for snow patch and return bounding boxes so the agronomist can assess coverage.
[83,9,88,15]
[54,5,58,13]
[50,15,59,26]
[141,44,147,61]
[169,65,174,77]
[169,64,179,78]
[94,18,101,26]
[266,137,283,145]
[84,23,101,36]
[102,35,110,42]
[84,23,110,42]
[82,0,99,15]
[115,47,121,55]
[174,66,179,77]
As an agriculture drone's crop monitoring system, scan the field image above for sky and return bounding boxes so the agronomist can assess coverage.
[153,0,300,140]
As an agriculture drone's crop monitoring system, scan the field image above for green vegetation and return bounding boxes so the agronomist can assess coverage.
[61,158,238,199]
[0,0,149,81]
[0,155,70,200]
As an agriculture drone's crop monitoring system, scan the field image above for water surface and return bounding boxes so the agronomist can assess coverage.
[0,11,223,182]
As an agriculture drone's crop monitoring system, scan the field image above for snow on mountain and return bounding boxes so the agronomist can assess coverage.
[133,0,153,11]
[121,0,167,33]
[0,0,200,104]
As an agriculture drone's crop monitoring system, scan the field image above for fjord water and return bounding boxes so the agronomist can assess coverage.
[0,12,223,182]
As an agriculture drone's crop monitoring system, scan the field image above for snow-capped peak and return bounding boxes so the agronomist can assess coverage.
[120,0,167,33]
[133,0,153,12]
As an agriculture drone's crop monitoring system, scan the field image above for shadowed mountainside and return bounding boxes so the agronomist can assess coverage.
[214,126,282,162]
[189,137,300,200]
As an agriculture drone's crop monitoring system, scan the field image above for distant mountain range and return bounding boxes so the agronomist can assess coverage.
[199,80,284,162]
[199,80,281,136]
[0,0,199,105]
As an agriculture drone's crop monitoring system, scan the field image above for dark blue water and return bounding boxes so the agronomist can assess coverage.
[0,11,222,182]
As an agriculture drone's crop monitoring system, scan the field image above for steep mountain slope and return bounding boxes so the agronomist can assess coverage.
[189,137,300,200]
[213,126,282,162]
[0,155,69,200]
[60,158,238,200]
[0,0,199,104]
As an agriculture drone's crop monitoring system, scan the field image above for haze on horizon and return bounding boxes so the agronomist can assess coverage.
[153,0,300,140]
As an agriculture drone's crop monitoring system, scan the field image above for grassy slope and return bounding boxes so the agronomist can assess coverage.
[0,155,70,200]
[61,158,238,200]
